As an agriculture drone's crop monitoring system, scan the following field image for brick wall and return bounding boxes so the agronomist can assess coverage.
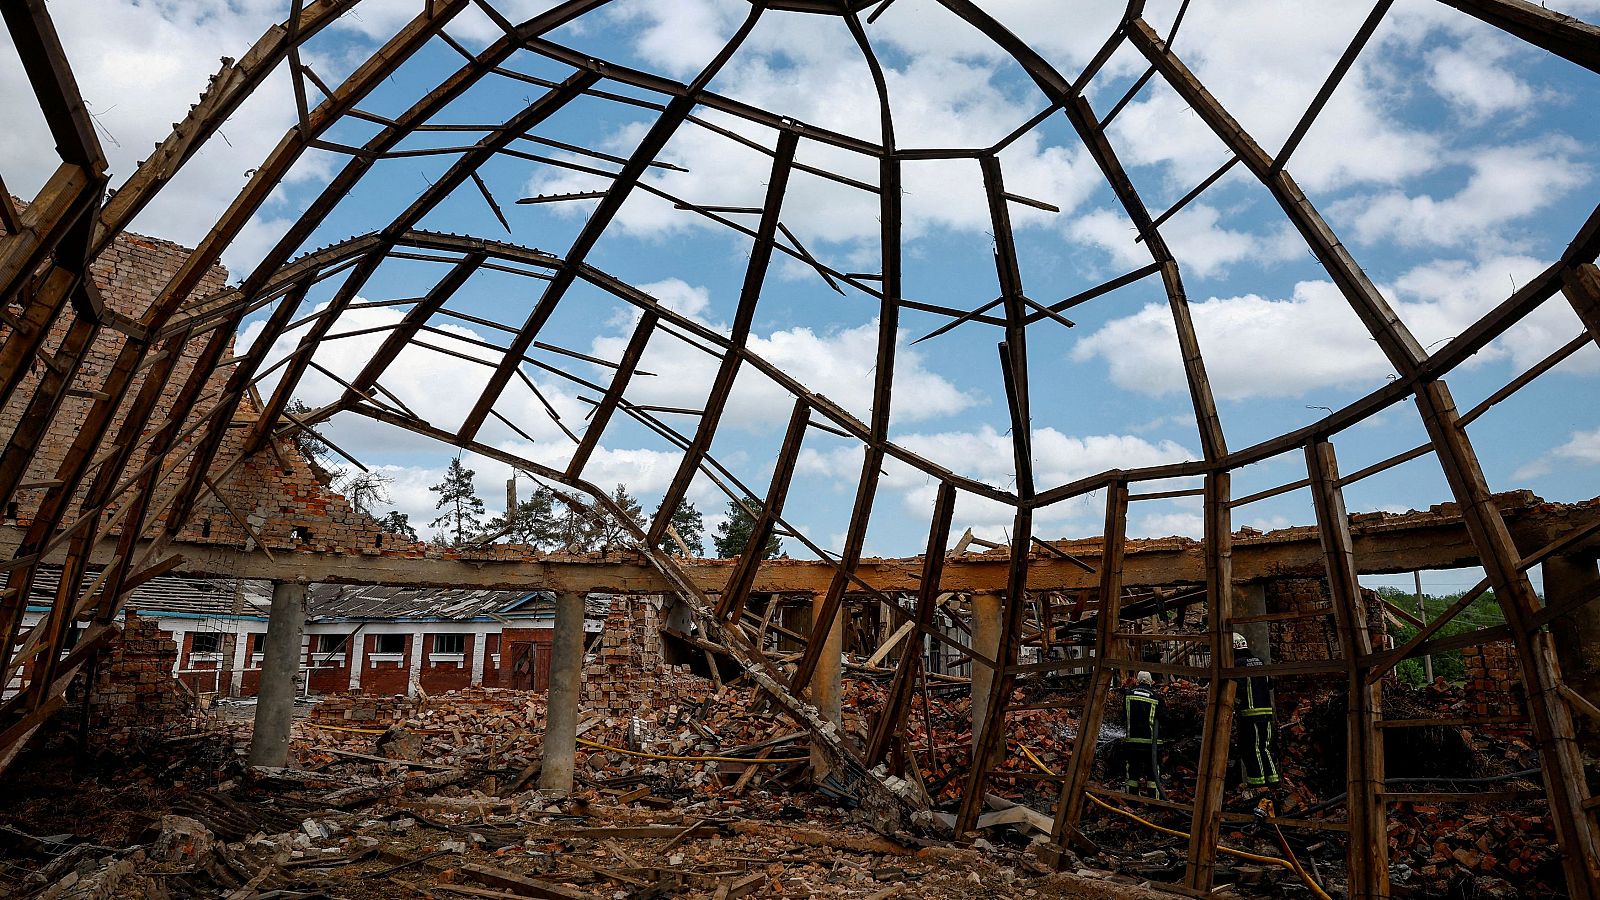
[1462,640,1524,719]
[1267,578,1387,663]
[0,227,417,559]
[79,612,200,747]
[581,596,701,720]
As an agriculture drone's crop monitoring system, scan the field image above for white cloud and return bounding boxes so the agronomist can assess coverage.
[1070,203,1300,279]
[1513,426,1600,481]
[1426,34,1536,120]
[1338,141,1590,249]
[1072,280,1393,399]
[1072,254,1598,400]
[591,310,978,429]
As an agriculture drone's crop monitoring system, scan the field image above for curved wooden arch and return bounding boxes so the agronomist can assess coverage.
[3,0,1599,894]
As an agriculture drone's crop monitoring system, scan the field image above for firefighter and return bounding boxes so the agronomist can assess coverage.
[1120,671,1163,797]
[1233,632,1280,789]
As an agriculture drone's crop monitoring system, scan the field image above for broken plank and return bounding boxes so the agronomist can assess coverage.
[455,862,590,899]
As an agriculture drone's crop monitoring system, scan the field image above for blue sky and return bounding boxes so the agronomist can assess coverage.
[3,0,1598,583]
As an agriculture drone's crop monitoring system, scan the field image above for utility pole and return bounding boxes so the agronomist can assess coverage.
[1414,571,1433,683]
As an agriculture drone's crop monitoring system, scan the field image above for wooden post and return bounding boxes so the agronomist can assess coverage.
[1050,480,1128,854]
[1416,380,1600,898]
[1307,439,1388,900]
[1565,263,1600,348]
[1184,472,1236,893]
[866,482,956,767]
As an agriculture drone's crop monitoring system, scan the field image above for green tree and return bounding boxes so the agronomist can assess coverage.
[597,484,645,546]
[547,491,604,552]
[713,496,780,560]
[429,457,485,545]
[378,510,417,541]
[1378,585,1504,687]
[653,496,705,557]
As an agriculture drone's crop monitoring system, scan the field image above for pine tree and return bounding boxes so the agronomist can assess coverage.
[598,484,645,546]
[652,497,705,557]
[428,457,485,545]
[378,510,417,540]
[486,482,556,546]
[713,496,780,559]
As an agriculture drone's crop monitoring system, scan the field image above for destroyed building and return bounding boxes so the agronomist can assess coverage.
[2,1,1600,898]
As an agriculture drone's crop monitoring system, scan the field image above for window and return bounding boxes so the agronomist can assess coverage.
[191,632,222,655]
[373,634,406,655]
[432,633,465,655]
[316,634,348,654]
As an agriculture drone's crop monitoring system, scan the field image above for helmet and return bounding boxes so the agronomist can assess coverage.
[1232,632,1250,651]
[1136,671,1154,686]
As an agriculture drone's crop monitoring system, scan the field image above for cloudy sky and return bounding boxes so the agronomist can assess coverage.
[4,0,1598,592]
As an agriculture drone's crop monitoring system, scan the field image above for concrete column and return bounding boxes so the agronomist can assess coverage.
[1545,554,1600,744]
[169,627,186,676]
[406,629,425,696]
[809,593,844,774]
[229,630,249,697]
[539,591,586,796]
[249,582,307,767]
[347,631,364,691]
[1236,582,1272,663]
[470,631,488,686]
[970,592,1003,760]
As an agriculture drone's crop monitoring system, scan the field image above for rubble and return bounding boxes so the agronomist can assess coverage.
[2,662,1573,899]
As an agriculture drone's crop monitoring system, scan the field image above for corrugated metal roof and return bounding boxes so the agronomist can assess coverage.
[305,583,550,621]
[6,567,576,622]
[3,567,273,618]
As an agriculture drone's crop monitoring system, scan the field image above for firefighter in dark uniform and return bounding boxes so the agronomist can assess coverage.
[1233,632,1280,788]
[1120,671,1163,797]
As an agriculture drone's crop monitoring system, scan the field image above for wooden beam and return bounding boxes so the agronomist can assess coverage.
[1050,481,1128,853]
[717,399,809,622]
[1307,439,1387,900]
[865,482,955,767]
[1184,473,1235,894]
[1415,380,1600,898]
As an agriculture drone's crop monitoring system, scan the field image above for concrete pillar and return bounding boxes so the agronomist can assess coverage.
[347,630,364,691]
[970,592,1003,760]
[809,593,844,774]
[470,631,488,686]
[1545,554,1600,746]
[406,630,425,697]
[1236,582,1272,663]
[539,591,586,796]
[249,581,307,767]
[228,630,249,697]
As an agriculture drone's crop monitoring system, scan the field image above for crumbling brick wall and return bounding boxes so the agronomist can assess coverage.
[1462,640,1524,719]
[310,694,425,727]
[1268,578,1387,662]
[581,596,701,721]
[77,612,200,747]
[0,226,414,558]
